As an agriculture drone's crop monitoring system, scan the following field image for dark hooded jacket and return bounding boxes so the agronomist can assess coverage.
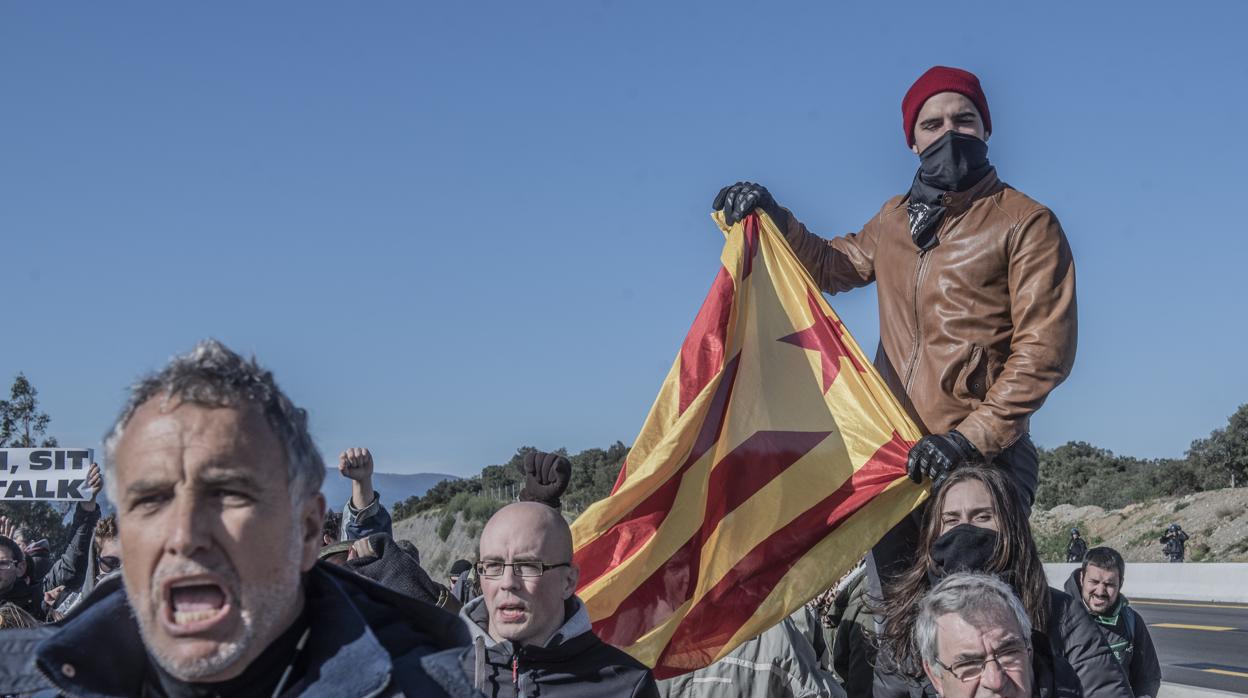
[421,595,660,698]
[0,562,469,697]
[346,532,459,613]
[1064,569,1161,697]
[3,504,102,621]
[0,576,45,621]
[1046,587,1135,696]
[39,503,102,593]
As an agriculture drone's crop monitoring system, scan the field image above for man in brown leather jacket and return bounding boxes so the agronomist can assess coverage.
[713,66,1077,582]
[715,65,1075,504]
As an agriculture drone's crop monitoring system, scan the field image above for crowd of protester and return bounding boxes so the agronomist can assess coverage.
[0,340,1165,697]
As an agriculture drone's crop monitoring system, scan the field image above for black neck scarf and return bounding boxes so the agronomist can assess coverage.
[926,523,1006,588]
[906,131,992,250]
[144,608,310,698]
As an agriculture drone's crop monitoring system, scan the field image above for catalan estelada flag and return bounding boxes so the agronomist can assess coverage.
[570,210,927,679]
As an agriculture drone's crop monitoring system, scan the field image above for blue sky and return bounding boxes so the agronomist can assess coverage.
[4,2,1246,476]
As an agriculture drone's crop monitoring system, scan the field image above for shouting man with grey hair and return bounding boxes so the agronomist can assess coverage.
[917,572,1079,698]
[0,339,467,697]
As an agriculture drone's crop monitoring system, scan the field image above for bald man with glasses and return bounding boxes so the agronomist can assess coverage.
[422,501,659,697]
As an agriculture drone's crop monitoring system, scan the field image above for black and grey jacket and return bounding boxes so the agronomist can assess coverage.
[422,595,659,698]
[0,563,469,697]
[1064,569,1162,697]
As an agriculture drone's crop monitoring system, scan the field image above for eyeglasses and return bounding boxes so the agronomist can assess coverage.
[0,561,15,571]
[476,560,571,578]
[935,643,1030,681]
[98,556,121,572]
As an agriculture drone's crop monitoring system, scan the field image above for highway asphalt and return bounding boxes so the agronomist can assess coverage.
[1132,597,1248,694]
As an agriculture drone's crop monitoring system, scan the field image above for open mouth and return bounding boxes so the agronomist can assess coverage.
[496,602,528,623]
[163,579,232,633]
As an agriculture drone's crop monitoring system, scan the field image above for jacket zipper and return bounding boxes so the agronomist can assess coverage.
[512,653,520,694]
[903,247,932,395]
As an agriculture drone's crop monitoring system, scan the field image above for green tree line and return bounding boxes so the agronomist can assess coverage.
[392,441,628,521]
[0,374,70,551]
[395,404,1248,522]
[6,367,1244,531]
[1035,403,1248,510]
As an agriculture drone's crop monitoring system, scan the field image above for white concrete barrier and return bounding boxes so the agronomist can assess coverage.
[1044,562,1248,603]
[1159,681,1247,697]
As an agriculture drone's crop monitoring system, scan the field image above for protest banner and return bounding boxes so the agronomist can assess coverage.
[0,448,94,501]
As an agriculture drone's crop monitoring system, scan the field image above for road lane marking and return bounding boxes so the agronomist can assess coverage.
[1134,600,1248,610]
[1151,623,1236,631]
[1205,668,1248,679]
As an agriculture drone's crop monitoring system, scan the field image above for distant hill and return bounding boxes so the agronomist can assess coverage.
[1031,486,1248,563]
[320,470,458,510]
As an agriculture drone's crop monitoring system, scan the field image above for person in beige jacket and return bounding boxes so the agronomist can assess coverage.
[658,608,845,698]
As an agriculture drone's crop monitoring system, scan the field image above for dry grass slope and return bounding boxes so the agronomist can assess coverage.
[1030,486,1248,562]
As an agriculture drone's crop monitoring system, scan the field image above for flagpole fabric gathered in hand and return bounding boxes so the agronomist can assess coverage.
[571,210,927,679]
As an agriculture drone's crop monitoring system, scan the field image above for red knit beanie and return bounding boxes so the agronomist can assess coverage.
[901,66,991,148]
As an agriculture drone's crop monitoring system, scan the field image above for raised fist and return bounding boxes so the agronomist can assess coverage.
[338,447,374,483]
[517,450,572,509]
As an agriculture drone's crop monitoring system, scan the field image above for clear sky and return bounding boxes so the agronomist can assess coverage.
[4,2,1246,477]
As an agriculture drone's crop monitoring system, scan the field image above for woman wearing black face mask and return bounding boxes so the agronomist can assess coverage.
[870,467,1133,698]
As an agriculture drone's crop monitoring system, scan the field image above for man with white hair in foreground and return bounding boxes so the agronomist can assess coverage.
[917,572,1079,698]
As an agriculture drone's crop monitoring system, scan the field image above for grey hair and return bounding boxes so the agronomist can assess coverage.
[102,339,325,503]
[914,572,1032,676]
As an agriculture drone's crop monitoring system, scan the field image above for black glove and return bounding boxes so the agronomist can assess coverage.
[906,431,982,488]
[517,450,571,509]
[712,181,776,226]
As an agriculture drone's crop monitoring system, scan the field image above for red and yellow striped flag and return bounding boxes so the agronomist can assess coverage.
[571,210,927,679]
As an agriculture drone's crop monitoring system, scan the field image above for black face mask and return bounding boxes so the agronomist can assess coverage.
[906,131,992,250]
[928,523,1000,585]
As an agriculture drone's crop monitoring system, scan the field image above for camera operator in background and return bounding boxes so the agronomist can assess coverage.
[1066,528,1087,563]
[1159,523,1188,563]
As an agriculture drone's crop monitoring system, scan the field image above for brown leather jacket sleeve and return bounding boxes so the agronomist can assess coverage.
[956,207,1078,457]
[770,205,880,294]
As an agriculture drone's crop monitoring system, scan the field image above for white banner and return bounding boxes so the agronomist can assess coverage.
[0,448,94,501]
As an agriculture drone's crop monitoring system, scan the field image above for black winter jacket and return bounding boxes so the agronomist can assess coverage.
[0,562,470,697]
[1047,586,1135,697]
[1064,569,1162,697]
[422,595,660,698]
[346,532,458,612]
[0,576,44,621]
[38,503,101,594]
[0,504,101,621]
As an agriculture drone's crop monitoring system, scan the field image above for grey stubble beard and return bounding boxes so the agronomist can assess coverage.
[126,537,305,682]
